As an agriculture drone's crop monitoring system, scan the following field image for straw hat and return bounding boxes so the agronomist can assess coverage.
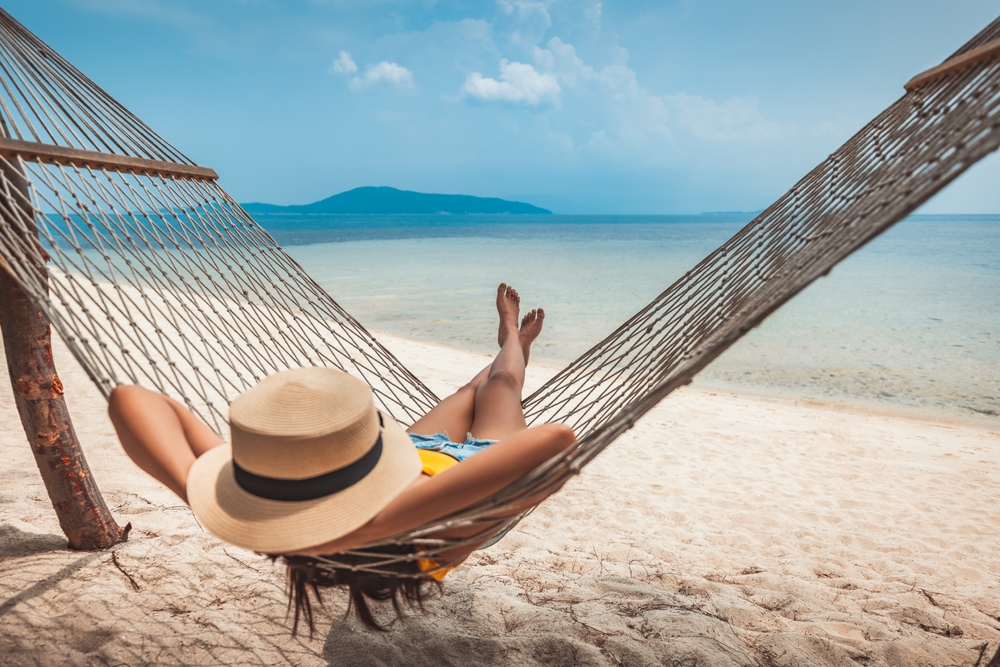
[187,367,421,553]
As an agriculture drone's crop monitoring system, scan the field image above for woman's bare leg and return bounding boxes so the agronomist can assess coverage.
[519,308,545,366]
[406,364,489,439]
[469,284,531,440]
[410,285,545,441]
[108,385,224,502]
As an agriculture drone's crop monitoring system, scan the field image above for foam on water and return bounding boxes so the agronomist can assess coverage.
[273,215,1000,423]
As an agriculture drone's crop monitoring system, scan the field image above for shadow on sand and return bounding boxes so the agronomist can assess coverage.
[0,525,100,619]
[0,524,69,559]
[320,605,614,667]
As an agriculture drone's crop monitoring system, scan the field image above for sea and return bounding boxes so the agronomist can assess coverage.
[254,213,1000,424]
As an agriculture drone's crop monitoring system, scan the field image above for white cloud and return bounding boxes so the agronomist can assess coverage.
[353,61,414,89]
[460,34,784,145]
[585,2,602,30]
[496,0,552,47]
[462,59,560,106]
[534,37,594,88]
[329,50,413,91]
[665,93,784,144]
[329,50,357,75]
[525,37,786,148]
[496,0,551,27]
[594,64,673,145]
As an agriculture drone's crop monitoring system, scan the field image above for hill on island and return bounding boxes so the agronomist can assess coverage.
[241,186,551,215]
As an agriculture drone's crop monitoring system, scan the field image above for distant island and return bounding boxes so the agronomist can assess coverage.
[241,186,551,215]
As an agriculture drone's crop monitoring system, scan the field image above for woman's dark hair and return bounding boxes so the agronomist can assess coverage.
[274,544,442,636]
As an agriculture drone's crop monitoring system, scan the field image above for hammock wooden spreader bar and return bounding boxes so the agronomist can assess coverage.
[905,37,1000,91]
[0,137,219,181]
[0,6,997,568]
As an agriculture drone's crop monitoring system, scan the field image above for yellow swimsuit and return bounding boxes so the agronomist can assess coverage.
[417,449,459,477]
[415,449,462,581]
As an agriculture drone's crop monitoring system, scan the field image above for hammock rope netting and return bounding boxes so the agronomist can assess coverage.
[0,8,998,575]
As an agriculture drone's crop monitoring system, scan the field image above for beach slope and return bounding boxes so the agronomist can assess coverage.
[0,332,997,666]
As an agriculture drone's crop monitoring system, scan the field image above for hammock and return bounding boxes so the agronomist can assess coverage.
[0,7,998,575]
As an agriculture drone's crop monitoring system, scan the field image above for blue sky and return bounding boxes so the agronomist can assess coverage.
[7,0,999,213]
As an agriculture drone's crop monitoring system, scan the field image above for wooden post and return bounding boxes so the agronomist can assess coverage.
[0,140,127,550]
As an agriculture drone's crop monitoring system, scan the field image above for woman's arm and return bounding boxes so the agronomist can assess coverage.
[108,385,224,502]
[295,422,576,555]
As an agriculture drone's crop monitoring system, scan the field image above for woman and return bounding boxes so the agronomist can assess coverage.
[108,283,576,633]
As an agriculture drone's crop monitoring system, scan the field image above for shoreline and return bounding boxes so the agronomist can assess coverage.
[286,216,1000,426]
[373,329,1000,430]
[689,380,1000,431]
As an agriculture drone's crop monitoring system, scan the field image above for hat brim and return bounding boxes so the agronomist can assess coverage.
[186,412,421,554]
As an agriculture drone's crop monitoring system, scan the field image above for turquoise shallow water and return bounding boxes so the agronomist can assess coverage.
[266,214,1000,423]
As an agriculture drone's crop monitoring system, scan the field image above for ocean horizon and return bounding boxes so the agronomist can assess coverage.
[255,213,1000,424]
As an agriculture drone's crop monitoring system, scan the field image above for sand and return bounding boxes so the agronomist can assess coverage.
[1,331,998,667]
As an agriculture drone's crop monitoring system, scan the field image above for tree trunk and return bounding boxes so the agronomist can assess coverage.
[0,155,127,550]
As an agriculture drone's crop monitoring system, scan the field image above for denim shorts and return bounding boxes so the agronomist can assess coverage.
[408,432,509,550]
[408,432,499,461]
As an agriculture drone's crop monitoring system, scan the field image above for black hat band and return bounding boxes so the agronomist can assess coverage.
[233,434,383,502]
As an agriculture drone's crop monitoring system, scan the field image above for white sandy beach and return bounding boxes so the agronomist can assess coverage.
[1,330,998,667]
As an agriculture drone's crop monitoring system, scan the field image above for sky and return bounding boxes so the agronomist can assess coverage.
[5,0,999,214]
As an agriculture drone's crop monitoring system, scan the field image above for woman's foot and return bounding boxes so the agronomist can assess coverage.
[519,308,544,365]
[496,283,521,348]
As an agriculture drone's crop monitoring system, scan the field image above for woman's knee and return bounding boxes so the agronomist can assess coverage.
[109,384,137,413]
[108,385,156,420]
[439,382,479,413]
[479,370,521,394]
[457,380,482,397]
